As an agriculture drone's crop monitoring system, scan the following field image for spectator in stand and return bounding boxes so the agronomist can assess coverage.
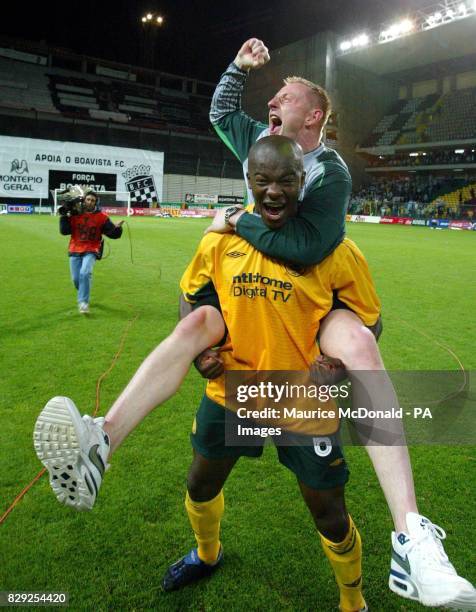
[369,149,476,168]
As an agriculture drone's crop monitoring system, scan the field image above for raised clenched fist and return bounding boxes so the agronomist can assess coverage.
[234,38,270,71]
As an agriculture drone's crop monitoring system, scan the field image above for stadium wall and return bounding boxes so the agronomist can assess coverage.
[335,62,399,187]
[163,175,244,202]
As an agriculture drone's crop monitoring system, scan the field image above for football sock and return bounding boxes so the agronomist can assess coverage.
[319,515,365,612]
[185,490,224,564]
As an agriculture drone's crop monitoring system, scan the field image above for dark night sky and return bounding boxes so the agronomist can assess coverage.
[2,0,432,81]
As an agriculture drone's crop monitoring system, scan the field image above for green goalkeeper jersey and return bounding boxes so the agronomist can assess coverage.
[210,62,352,266]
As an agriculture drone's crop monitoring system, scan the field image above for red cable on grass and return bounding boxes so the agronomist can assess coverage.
[0,469,46,525]
[0,309,139,526]
[3,310,462,525]
[93,311,139,417]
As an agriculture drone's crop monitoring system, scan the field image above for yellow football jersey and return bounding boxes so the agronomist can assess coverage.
[181,234,380,411]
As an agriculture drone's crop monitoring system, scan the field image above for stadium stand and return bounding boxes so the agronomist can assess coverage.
[1,8,475,217]
[0,37,244,184]
[350,174,476,219]
[425,88,476,142]
[367,149,476,168]
[0,56,58,114]
[361,95,440,147]
[360,88,476,149]
[0,38,214,137]
[46,72,210,133]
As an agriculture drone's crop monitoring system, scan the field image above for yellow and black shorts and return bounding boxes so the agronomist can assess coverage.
[191,395,349,491]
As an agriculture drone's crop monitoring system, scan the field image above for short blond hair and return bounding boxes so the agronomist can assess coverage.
[284,76,332,126]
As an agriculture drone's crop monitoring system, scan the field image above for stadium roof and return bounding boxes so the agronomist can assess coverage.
[337,13,476,76]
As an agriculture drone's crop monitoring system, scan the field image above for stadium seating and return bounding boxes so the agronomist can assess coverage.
[361,89,476,147]
[361,95,439,147]
[48,73,211,133]
[0,57,58,114]
[0,53,212,136]
[426,88,476,142]
[49,74,102,117]
[430,181,476,209]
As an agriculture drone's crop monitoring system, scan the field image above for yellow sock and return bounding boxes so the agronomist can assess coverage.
[185,490,224,564]
[319,516,365,612]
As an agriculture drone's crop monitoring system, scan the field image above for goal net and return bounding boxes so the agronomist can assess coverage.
[53,189,131,216]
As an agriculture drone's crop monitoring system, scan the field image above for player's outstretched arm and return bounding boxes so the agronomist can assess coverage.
[210,39,270,162]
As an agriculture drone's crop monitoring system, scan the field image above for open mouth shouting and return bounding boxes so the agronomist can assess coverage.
[261,201,286,225]
[269,114,282,135]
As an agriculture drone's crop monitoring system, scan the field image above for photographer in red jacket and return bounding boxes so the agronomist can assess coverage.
[59,190,123,314]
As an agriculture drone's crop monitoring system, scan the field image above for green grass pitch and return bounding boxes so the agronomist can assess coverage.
[0,216,474,611]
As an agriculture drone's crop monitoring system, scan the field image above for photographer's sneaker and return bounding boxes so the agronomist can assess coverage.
[78,302,89,314]
[33,396,110,511]
[389,512,476,609]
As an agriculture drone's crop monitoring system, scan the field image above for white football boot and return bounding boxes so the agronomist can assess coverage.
[33,396,110,510]
[390,512,476,610]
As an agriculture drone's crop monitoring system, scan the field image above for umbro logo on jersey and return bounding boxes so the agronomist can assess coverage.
[226,251,246,258]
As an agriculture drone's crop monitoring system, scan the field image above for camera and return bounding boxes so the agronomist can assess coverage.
[57,185,86,216]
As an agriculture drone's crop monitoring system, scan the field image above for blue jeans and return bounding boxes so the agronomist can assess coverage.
[69,253,97,304]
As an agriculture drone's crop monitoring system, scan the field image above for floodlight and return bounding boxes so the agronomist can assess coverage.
[400,19,414,32]
[147,13,152,20]
[388,24,400,37]
[351,34,368,47]
[340,41,352,51]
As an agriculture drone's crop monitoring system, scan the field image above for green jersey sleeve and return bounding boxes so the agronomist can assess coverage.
[214,112,267,163]
[210,62,267,162]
